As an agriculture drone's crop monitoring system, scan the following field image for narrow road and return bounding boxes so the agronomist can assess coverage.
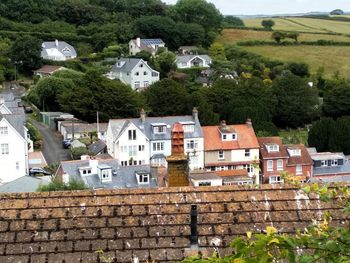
[31,120,71,165]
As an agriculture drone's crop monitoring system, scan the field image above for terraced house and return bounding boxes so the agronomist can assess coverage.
[107,108,204,170]
[202,119,260,185]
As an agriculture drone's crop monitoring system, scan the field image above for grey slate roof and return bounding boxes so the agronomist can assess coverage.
[1,114,26,139]
[312,159,350,176]
[62,122,108,134]
[88,140,107,155]
[41,40,77,58]
[109,115,203,143]
[61,160,157,189]
[176,54,212,64]
[110,58,144,73]
[0,176,51,193]
[190,172,222,181]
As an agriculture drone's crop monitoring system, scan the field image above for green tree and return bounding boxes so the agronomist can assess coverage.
[143,78,190,116]
[261,19,275,30]
[323,83,350,118]
[190,90,219,125]
[222,16,244,27]
[9,35,42,72]
[208,42,226,61]
[152,51,177,78]
[286,62,310,77]
[177,22,206,47]
[308,117,335,152]
[37,178,88,192]
[273,72,319,128]
[271,31,285,43]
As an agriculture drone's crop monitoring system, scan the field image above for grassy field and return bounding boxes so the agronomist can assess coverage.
[218,29,350,44]
[279,129,309,145]
[243,45,350,77]
[243,17,350,34]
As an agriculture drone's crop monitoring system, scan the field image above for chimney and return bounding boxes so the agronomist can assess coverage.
[55,39,59,48]
[0,97,4,105]
[192,107,198,120]
[80,155,91,160]
[220,120,227,129]
[140,108,146,122]
[89,159,99,174]
[62,173,69,184]
[167,123,189,187]
[136,37,141,47]
[246,118,252,127]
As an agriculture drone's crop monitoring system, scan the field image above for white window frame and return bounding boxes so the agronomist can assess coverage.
[331,160,338,166]
[0,126,8,135]
[269,176,283,184]
[138,145,145,151]
[128,130,136,140]
[321,160,327,167]
[245,149,250,157]
[277,159,283,171]
[183,125,195,133]
[1,143,9,155]
[296,165,303,175]
[153,126,166,134]
[267,145,279,152]
[137,173,149,184]
[134,81,140,89]
[186,140,198,150]
[128,145,137,157]
[218,150,224,160]
[152,142,164,152]
[267,160,273,172]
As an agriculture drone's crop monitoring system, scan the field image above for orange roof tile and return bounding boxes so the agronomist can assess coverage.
[203,124,259,151]
[216,169,248,177]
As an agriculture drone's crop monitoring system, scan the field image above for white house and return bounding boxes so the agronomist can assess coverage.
[176,55,212,69]
[107,108,204,171]
[129,38,166,56]
[107,58,160,91]
[41,40,77,61]
[0,95,29,183]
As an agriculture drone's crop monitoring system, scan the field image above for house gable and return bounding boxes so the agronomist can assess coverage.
[0,117,26,142]
[0,104,12,114]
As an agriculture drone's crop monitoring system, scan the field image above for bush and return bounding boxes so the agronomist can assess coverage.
[71,146,90,160]
[37,178,88,192]
[26,121,42,149]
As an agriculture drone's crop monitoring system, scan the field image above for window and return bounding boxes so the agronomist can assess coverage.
[1,143,9,155]
[139,145,145,151]
[120,146,128,153]
[216,166,228,171]
[0,126,8,135]
[101,169,110,179]
[245,149,250,157]
[296,165,302,175]
[135,72,139,76]
[331,160,338,166]
[267,160,273,172]
[134,81,140,89]
[232,134,236,140]
[139,64,143,68]
[321,160,327,167]
[269,176,283,184]
[144,81,149,87]
[16,162,19,170]
[153,142,164,152]
[143,71,148,75]
[198,182,211,186]
[154,126,166,134]
[121,161,127,166]
[128,145,137,157]
[288,149,301,156]
[128,130,136,140]
[218,150,224,160]
[222,134,227,140]
[277,159,283,171]
[243,164,254,173]
[186,140,198,150]
[133,160,137,165]
[267,144,279,152]
[82,169,91,175]
[183,125,194,133]
[152,72,159,77]
[137,173,149,184]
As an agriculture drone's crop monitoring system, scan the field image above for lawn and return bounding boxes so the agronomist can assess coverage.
[243,45,350,77]
[279,129,309,145]
[243,17,350,34]
[218,29,350,44]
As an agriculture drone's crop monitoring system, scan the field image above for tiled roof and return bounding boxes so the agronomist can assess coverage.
[203,124,259,151]
[0,185,346,262]
[41,41,77,58]
[216,169,248,177]
[258,137,289,159]
[61,122,108,134]
[287,144,313,166]
[34,65,64,74]
[176,55,212,64]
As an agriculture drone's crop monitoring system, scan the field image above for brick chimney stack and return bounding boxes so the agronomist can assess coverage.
[246,118,252,127]
[167,123,189,187]
[140,108,146,123]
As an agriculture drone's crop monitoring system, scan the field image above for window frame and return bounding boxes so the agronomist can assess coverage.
[267,160,273,172]
[218,150,224,160]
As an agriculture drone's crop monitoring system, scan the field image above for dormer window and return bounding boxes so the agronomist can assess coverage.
[288,148,301,156]
[221,133,237,141]
[98,165,112,183]
[136,172,149,185]
[179,122,195,133]
[267,144,279,152]
[152,123,167,134]
[79,167,92,176]
[62,47,71,53]
[331,160,338,166]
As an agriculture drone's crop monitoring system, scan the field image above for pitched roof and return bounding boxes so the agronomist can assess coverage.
[203,124,259,151]
[88,140,107,155]
[0,114,26,139]
[61,122,108,134]
[34,65,64,74]
[286,144,313,166]
[109,115,203,142]
[0,176,51,193]
[0,184,345,262]
[176,54,212,64]
[258,137,289,159]
[41,40,77,58]
[110,58,158,75]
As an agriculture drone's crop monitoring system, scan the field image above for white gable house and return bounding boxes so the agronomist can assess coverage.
[107,58,159,91]
[176,55,212,69]
[41,40,77,61]
[129,38,166,56]
[107,108,204,171]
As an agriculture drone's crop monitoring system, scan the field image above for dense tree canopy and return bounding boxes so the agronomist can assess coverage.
[323,83,350,118]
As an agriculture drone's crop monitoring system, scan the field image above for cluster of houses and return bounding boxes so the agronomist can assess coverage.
[1,101,350,192]
[35,37,213,91]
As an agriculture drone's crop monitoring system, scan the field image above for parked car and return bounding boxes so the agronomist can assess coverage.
[29,167,51,176]
[62,139,71,149]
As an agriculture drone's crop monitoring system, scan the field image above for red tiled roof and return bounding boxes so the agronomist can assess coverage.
[0,185,346,262]
[203,124,259,151]
[216,169,248,177]
[286,144,313,166]
[34,65,63,74]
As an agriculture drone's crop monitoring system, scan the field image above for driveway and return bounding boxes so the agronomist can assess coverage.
[31,120,71,165]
